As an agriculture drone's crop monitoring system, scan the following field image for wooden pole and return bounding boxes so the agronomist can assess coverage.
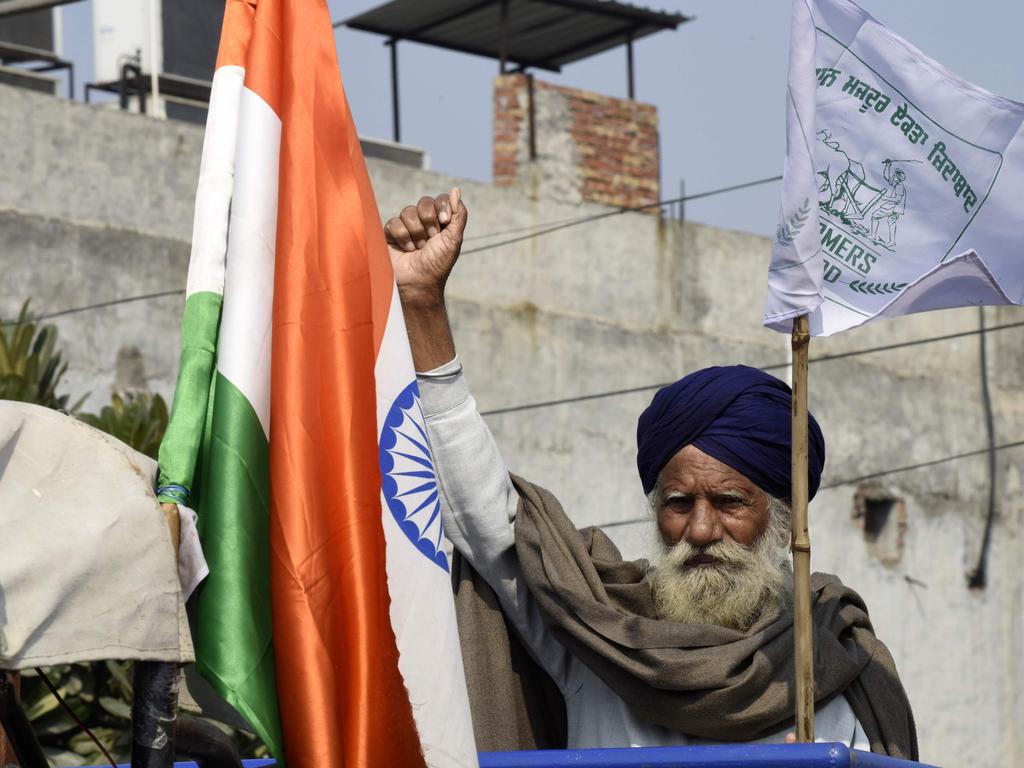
[0,672,22,767]
[790,314,814,742]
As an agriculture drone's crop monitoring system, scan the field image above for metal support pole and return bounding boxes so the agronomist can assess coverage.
[131,661,179,768]
[499,0,509,74]
[136,65,147,115]
[790,314,814,742]
[388,38,400,143]
[527,72,536,161]
[626,34,634,100]
[148,0,161,118]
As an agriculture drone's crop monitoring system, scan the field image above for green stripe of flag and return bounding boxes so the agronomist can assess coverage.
[157,291,223,502]
[194,371,285,761]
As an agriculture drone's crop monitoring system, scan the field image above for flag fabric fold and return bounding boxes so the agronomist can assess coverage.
[765,0,1024,336]
[158,0,477,765]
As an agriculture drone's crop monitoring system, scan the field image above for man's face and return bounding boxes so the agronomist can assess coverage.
[647,445,791,631]
[653,445,771,551]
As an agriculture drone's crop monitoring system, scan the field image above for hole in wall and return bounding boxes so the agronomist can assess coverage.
[853,486,906,566]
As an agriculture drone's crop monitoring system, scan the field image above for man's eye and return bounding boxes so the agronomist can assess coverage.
[716,497,747,510]
[664,497,693,512]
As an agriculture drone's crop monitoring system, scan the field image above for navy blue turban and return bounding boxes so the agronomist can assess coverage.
[636,365,826,501]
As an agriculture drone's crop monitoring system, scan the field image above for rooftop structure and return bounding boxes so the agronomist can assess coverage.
[340,0,689,141]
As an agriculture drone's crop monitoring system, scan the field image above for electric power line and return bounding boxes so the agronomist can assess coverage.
[1,290,185,328]
[461,175,784,256]
[820,440,1024,490]
[7,296,1022,416]
[463,173,783,245]
[601,438,1024,531]
[479,320,1024,417]
[3,173,786,329]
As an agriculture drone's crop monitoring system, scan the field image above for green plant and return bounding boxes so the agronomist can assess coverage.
[79,391,169,460]
[18,663,134,766]
[0,301,85,411]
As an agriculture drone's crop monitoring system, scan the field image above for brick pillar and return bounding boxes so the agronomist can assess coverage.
[493,74,660,212]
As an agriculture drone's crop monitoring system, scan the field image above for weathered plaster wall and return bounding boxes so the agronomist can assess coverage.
[3,82,1023,765]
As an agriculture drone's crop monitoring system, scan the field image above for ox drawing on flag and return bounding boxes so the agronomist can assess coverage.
[157,0,477,765]
[765,0,1024,335]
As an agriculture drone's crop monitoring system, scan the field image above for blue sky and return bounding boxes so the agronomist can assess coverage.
[57,0,1024,237]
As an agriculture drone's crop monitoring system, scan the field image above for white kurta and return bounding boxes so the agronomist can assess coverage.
[418,363,870,751]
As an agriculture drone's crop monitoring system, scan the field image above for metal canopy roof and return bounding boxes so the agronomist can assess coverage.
[341,0,689,72]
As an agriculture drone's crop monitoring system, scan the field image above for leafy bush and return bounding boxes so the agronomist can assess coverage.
[79,391,169,460]
[0,301,84,411]
[19,663,134,766]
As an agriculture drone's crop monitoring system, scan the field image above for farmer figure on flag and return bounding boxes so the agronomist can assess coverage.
[864,160,907,247]
[380,189,917,759]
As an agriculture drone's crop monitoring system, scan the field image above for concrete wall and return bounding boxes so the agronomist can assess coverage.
[3,82,1023,766]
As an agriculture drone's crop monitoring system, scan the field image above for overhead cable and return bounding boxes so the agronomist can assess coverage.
[1,290,185,327]
[601,438,1024,531]
[479,320,1024,417]
[462,175,784,255]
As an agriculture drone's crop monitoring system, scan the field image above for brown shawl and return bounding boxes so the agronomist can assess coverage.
[455,476,917,759]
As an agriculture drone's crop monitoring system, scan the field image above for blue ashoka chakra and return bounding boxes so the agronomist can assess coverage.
[379,381,448,572]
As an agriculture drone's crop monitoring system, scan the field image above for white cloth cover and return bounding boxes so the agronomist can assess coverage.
[765,0,1024,335]
[0,401,197,669]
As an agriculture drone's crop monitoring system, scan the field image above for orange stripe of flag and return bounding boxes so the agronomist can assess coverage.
[215,0,256,70]
[263,0,426,764]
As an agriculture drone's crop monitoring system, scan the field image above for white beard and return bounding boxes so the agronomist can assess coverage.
[647,504,793,632]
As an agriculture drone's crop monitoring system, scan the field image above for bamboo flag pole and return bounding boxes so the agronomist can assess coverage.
[791,313,815,742]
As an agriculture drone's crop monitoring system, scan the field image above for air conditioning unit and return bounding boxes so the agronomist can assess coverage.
[91,0,223,121]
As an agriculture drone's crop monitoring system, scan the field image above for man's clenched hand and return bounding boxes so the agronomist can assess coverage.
[385,187,467,306]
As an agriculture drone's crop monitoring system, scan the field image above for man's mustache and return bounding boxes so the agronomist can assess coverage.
[663,539,759,571]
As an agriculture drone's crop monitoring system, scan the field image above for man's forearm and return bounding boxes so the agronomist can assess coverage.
[400,290,457,371]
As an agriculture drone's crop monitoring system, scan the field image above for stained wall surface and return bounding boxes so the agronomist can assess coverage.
[3,83,1023,766]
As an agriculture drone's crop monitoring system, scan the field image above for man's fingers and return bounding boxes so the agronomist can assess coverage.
[385,217,416,252]
[446,186,468,240]
[399,205,428,249]
[417,196,441,238]
[434,194,452,226]
[386,190,466,253]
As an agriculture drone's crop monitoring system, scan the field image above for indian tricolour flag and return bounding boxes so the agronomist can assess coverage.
[156,1,477,765]
[765,0,1024,336]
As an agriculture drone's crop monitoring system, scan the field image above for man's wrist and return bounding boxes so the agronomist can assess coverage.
[397,284,446,310]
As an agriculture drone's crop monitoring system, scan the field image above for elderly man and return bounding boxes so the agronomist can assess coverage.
[385,190,917,759]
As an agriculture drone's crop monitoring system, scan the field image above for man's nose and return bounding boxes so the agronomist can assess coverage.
[685,499,722,547]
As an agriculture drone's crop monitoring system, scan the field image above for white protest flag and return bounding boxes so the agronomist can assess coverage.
[765,0,1024,335]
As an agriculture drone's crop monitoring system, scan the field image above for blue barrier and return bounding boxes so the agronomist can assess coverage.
[478,743,935,767]
[82,745,937,767]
